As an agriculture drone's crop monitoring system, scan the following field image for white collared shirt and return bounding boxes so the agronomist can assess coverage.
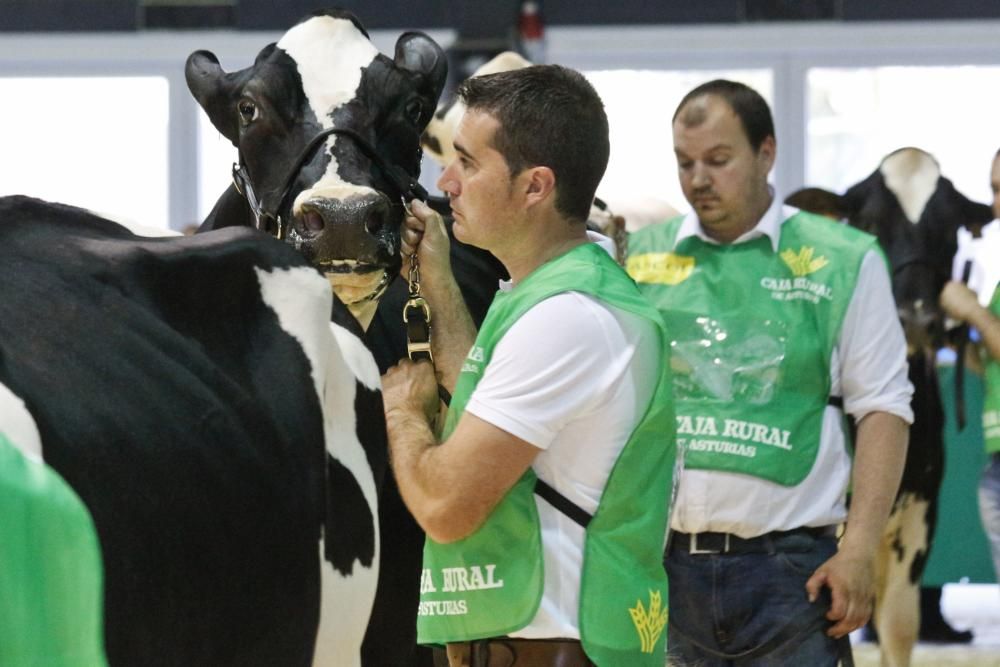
[670,199,914,537]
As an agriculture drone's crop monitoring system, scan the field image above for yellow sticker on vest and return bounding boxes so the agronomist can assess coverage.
[780,246,829,277]
[629,589,668,653]
[626,253,695,285]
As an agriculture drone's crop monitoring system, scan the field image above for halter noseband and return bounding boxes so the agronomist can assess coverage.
[231,126,432,240]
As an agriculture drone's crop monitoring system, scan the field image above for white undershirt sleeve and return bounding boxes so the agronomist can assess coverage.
[464,292,632,450]
[837,249,914,424]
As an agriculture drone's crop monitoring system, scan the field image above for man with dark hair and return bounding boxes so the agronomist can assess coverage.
[627,79,912,665]
[381,65,675,666]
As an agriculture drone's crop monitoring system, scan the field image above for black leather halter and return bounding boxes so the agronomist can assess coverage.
[231,126,432,240]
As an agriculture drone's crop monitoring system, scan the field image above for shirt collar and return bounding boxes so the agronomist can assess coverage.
[674,190,795,253]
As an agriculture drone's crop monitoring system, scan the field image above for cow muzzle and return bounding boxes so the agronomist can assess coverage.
[291,187,399,262]
[288,187,401,322]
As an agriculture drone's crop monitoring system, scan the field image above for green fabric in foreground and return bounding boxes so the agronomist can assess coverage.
[0,431,108,666]
[923,365,996,585]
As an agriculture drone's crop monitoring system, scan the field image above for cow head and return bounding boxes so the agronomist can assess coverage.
[791,147,992,354]
[187,10,447,326]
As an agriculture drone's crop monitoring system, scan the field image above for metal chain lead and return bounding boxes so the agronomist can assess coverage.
[401,197,433,363]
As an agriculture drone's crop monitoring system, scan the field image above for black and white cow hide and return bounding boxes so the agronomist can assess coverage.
[191,9,448,330]
[0,195,384,667]
[787,147,992,667]
[189,11,504,667]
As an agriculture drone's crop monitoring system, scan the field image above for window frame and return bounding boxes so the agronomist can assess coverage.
[1,21,999,229]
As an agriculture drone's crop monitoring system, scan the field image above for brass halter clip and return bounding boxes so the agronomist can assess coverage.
[402,198,433,363]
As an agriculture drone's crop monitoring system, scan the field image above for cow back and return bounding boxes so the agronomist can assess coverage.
[0,195,381,666]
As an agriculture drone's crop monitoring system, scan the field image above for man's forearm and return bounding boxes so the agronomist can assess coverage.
[385,405,449,534]
[842,411,909,556]
[424,275,478,393]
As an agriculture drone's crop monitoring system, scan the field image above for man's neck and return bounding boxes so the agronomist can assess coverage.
[497,215,589,285]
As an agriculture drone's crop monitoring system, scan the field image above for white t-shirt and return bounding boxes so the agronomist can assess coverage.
[669,201,915,537]
[954,219,1000,304]
[463,257,660,639]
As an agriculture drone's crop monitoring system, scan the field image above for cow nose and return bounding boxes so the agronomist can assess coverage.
[293,192,392,240]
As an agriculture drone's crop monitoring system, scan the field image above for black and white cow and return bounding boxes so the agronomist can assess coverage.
[191,9,449,330]
[189,11,504,666]
[0,195,384,665]
[787,147,992,667]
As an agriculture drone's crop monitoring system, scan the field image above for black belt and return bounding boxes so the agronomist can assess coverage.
[669,526,836,555]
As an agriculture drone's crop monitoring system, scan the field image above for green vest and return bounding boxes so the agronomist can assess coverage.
[984,283,1000,453]
[0,432,108,667]
[627,212,877,486]
[418,242,675,666]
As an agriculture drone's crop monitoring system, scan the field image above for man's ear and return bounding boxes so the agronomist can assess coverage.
[758,135,777,173]
[523,166,557,208]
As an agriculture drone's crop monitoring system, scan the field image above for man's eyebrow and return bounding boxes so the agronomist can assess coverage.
[454,141,474,161]
[674,142,732,156]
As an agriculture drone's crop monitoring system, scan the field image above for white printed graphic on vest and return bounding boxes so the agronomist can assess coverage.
[460,345,486,374]
[760,246,834,304]
[985,410,1000,441]
[676,414,792,459]
[417,564,505,617]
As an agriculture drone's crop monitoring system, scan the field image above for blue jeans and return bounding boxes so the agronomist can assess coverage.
[979,453,1000,582]
[664,532,840,666]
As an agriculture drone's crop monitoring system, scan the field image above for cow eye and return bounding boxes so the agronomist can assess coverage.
[405,99,423,125]
[238,99,259,125]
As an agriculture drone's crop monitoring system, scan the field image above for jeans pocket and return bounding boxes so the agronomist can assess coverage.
[775,537,837,578]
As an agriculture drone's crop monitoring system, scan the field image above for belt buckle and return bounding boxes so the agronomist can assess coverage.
[689,532,730,554]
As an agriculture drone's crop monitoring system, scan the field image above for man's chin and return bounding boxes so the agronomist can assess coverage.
[695,209,724,226]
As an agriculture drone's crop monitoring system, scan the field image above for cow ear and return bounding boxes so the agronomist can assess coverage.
[186,50,239,145]
[394,32,448,106]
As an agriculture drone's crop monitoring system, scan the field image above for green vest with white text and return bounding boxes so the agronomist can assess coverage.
[627,212,877,485]
[984,283,1000,454]
[418,242,675,666]
[0,431,108,667]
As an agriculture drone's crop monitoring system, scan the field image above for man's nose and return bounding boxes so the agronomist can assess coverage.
[437,161,460,196]
[691,163,711,189]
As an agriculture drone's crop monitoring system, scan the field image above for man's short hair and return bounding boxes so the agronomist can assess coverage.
[457,65,609,223]
[673,79,775,152]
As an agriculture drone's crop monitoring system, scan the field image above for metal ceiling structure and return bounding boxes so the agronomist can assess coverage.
[3,1,1000,33]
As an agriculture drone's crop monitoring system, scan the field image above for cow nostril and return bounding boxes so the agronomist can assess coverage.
[365,211,384,235]
[304,210,325,233]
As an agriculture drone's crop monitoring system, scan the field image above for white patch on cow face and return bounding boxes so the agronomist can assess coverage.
[0,381,44,463]
[880,148,941,224]
[254,266,380,666]
[278,16,380,214]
